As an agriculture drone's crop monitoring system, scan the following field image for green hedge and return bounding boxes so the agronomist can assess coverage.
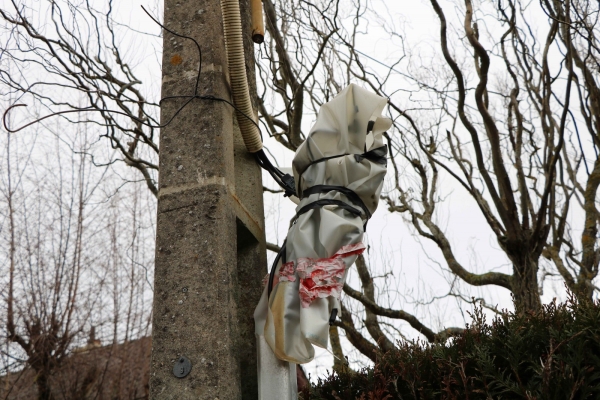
[304,296,600,399]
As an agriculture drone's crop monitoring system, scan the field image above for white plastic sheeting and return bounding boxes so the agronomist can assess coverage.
[256,335,298,399]
[254,84,391,397]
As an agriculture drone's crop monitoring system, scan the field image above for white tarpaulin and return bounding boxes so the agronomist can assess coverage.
[254,84,391,397]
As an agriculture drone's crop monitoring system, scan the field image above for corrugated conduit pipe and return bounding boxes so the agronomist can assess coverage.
[220,0,263,153]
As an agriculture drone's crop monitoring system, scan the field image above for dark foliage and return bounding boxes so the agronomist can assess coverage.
[306,295,600,400]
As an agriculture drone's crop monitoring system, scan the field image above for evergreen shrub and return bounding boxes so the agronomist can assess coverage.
[304,295,600,399]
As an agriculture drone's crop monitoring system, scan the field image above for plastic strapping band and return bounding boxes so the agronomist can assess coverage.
[298,145,389,177]
[329,308,338,325]
[301,185,371,220]
[298,153,349,176]
[353,145,388,165]
[290,199,362,226]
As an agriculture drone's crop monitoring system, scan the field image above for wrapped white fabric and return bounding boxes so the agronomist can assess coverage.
[254,84,391,369]
[256,335,298,399]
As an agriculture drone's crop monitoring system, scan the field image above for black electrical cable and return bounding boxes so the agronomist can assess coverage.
[267,240,287,299]
[255,150,296,197]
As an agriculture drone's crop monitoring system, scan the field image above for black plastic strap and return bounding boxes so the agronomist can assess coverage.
[291,199,362,226]
[329,308,338,325]
[298,153,349,176]
[299,145,388,178]
[301,185,371,220]
[354,145,388,165]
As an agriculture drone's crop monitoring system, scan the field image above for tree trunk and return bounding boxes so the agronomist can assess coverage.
[511,257,542,312]
[35,370,53,400]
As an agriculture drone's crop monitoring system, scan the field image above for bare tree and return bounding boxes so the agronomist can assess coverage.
[0,123,100,398]
[0,111,154,398]
[2,0,598,372]
[0,0,161,196]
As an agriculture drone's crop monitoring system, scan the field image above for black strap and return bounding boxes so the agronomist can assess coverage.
[329,308,338,325]
[354,145,388,165]
[301,185,371,220]
[290,199,362,226]
[297,153,349,176]
[299,145,388,177]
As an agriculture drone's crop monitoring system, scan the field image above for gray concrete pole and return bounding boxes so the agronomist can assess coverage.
[150,1,266,399]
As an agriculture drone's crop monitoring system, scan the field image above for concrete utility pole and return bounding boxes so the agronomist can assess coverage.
[150,1,266,399]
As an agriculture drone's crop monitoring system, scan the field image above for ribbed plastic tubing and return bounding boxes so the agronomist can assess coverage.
[220,0,263,153]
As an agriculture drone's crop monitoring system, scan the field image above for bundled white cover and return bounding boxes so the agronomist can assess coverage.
[254,84,391,368]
